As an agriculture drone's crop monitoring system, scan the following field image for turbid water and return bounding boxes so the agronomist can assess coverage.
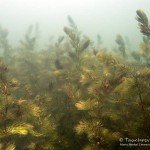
[0,0,150,149]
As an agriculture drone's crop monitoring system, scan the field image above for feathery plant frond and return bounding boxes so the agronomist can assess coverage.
[115,34,126,58]
[0,26,12,62]
[20,24,39,51]
[136,10,150,37]
[136,10,150,66]
[67,15,77,29]
[64,16,90,68]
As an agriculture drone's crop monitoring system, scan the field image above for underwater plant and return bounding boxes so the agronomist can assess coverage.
[0,9,149,150]
[0,26,12,63]
[115,34,126,58]
[135,10,150,66]
[64,15,90,69]
[136,10,150,37]
[0,60,57,149]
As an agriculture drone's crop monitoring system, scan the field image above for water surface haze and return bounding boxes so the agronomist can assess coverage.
[0,0,150,49]
[0,0,150,48]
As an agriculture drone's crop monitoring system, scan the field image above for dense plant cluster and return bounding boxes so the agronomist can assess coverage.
[0,10,150,150]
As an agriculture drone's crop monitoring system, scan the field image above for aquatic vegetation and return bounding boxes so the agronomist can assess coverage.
[0,61,56,149]
[96,34,102,49]
[136,10,150,37]
[115,34,126,58]
[64,16,90,69]
[135,10,150,66]
[0,26,12,63]
[0,9,150,150]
